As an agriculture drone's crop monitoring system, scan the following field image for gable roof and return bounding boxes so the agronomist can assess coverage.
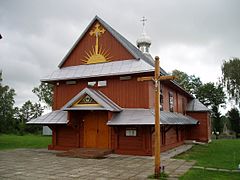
[187,99,210,112]
[61,87,122,112]
[107,109,199,125]
[58,15,155,68]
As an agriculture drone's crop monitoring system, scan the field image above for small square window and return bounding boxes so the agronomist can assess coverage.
[126,128,137,136]
[88,81,96,87]
[66,80,76,85]
[120,76,131,80]
[98,80,107,87]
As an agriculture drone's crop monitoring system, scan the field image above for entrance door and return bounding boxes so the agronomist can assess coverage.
[84,111,110,148]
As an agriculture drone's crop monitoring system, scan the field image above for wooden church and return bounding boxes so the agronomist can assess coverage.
[28,16,211,156]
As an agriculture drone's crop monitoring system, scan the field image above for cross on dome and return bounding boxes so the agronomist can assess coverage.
[137,16,151,54]
[140,16,147,27]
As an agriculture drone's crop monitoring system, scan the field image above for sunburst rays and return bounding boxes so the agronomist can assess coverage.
[82,23,112,64]
[82,45,112,64]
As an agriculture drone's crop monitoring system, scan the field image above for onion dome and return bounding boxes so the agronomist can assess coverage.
[136,17,151,54]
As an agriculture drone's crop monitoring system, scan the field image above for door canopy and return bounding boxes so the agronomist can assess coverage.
[61,88,122,112]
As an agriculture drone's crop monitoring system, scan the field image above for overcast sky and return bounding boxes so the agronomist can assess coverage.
[1,0,240,107]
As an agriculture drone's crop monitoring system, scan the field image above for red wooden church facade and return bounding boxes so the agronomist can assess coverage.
[29,16,211,156]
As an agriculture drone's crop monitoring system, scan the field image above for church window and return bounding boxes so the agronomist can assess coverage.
[98,80,107,87]
[88,81,96,87]
[125,128,137,136]
[160,84,163,111]
[66,80,76,85]
[120,76,131,80]
[169,91,174,112]
[182,97,186,114]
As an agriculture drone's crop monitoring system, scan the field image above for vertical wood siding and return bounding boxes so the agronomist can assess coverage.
[186,112,211,142]
[56,125,78,147]
[148,82,189,113]
[61,20,134,67]
[53,75,150,110]
[113,126,152,156]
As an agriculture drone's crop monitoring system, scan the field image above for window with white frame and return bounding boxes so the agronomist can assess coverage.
[88,81,96,87]
[97,80,107,87]
[169,91,174,112]
[125,128,137,136]
[160,84,163,111]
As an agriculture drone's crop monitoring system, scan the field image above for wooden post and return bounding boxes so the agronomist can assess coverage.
[137,56,176,177]
[154,56,161,177]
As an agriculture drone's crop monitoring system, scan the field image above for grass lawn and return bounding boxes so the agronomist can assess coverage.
[180,169,240,180]
[176,139,240,170]
[0,134,51,150]
[176,139,240,179]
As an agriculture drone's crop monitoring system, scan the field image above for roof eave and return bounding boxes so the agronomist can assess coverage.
[40,69,155,83]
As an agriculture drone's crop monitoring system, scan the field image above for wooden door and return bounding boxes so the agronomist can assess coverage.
[84,111,110,148]
[97,113,109,148]
[84,113,98,148]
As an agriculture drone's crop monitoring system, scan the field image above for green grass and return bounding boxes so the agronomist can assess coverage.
[180,169,240,180]
[0,134,51,150]
[176,139,240,169]
[177,139,240,179]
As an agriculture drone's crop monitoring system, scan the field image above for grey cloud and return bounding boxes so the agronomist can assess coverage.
[1,0,240,106]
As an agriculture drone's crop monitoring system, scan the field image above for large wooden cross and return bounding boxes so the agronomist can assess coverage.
[89,23,106,54]
[137,56,175,177]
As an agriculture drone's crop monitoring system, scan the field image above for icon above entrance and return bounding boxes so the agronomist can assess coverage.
[61,88,122,112]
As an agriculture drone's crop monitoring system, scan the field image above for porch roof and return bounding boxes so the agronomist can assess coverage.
[107,109,199,125]
[187,99,210,112]
[27,108,198,125]
[26,110,67,125]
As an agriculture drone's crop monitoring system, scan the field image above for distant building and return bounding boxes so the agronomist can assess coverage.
[42,126,52,135]
[28,16,211,155]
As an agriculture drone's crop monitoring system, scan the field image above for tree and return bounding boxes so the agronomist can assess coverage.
[16,100,43,134]
[172,69,202,95]
[0,72,17,133]
[227,108,240,138]
[211,106,224,138]
[0,70,2,85]
[195,82,226,108]
[32,82,53,108]
[222,58,240,106]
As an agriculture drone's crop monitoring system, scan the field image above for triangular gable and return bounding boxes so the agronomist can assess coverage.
[61,88,122,112]
[72,94,100,107]
[59,16,139,68]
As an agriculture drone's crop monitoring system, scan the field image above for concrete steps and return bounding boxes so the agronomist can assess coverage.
[56,148,113,159]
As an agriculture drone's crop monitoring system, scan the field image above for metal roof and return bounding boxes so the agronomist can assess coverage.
[187,99,210,112]
[27,110,68,125]
[61,88,122,112]
[27,108,198,125]
[107,109,199,125]
[42,59,155,82]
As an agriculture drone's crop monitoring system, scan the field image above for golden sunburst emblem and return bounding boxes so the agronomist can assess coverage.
[82,23,112,64]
